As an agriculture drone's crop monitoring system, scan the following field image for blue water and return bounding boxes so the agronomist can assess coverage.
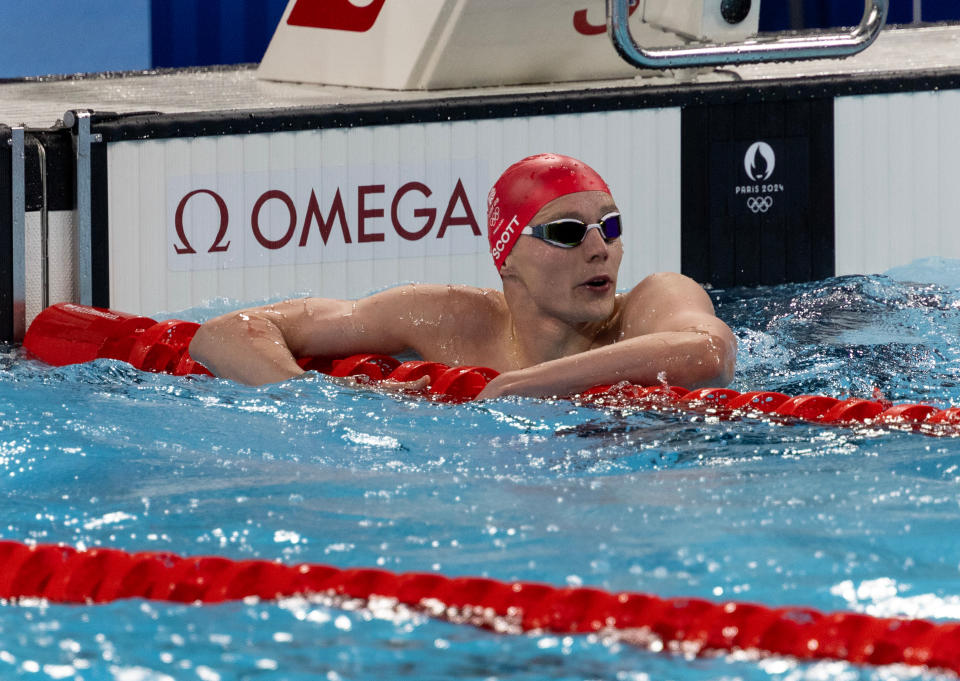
[2,259,960,680]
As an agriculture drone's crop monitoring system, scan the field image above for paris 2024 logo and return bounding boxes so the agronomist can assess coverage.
[739,141,783,214]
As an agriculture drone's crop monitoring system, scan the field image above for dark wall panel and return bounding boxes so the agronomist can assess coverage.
[91,143,110,309]
[681,99,834,288]
[759,0,955,30]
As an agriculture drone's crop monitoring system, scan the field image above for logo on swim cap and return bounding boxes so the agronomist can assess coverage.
[486,154,611,271]
[487,197,501,228]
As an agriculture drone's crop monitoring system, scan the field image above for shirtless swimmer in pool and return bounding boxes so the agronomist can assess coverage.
[189,153,736,398]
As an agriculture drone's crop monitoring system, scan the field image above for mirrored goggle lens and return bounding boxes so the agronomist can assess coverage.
[598,213,622,240]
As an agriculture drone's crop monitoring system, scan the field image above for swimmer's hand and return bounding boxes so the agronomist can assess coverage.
[380,376,431,394]
[331,374,431,394]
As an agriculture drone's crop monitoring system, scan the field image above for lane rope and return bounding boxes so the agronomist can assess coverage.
[22,303,960,433]
[0,540,957,674]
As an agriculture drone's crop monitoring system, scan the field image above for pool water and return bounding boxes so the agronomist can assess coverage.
[2,259,960,680]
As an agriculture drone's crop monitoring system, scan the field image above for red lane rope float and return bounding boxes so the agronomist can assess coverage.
[21,302,960,429]
[0,540,958,674]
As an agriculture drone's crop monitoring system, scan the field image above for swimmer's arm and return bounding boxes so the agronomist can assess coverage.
[477,273,736,398]
[189,288,439,386]
[616,272,737,390]
[476,330,734,398]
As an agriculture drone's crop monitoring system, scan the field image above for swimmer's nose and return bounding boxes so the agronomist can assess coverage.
[581,226,610,260]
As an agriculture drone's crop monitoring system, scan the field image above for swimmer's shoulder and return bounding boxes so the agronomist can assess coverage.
[622,272,700,302]
[616,272,714,334]
[374,284,507,360]
[377,283,507,327]
[433,284,509,328]
[382,282,504,307]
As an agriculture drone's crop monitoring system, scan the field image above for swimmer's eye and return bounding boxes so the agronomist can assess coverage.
[521,212,622,248]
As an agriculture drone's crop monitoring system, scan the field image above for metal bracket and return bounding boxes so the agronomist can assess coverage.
[607,0,889,69]
[10,128,25,341]
[69,111,94,307]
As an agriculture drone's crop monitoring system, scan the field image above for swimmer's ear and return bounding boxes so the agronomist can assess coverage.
[498,254,517,278]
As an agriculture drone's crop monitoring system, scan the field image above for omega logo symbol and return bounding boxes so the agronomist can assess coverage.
[744,141,776,182]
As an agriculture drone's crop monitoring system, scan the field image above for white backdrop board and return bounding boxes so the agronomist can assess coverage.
[835,90,960,277]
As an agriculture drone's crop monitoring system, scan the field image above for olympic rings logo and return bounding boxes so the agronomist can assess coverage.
[747,196,773,214]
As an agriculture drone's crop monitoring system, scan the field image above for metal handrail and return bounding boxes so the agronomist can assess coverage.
[33,137,50,311]
[607,0,889,69]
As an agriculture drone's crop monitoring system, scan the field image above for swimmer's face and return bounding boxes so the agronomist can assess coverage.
[501,190,622,324]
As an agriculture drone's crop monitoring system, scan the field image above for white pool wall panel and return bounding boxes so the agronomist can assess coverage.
[24,210,76,324]
[835,90,960,276]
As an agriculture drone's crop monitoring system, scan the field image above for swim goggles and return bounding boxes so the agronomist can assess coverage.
[520,212,622,248]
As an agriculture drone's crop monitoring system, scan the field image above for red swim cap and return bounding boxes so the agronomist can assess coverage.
[486,154,611,271]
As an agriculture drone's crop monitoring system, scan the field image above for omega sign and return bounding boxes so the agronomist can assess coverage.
[168,168,486,272]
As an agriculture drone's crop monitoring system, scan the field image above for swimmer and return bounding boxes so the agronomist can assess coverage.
[190,153,736,397]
